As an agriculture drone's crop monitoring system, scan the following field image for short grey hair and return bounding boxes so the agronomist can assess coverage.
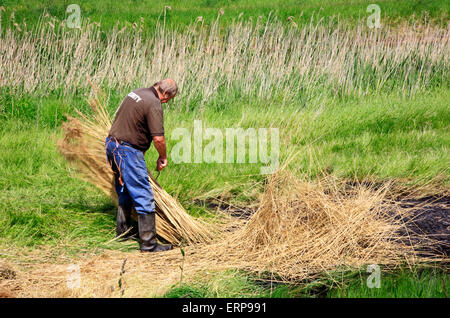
[153,78,178,98]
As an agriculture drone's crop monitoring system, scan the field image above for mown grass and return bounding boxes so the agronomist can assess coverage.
[0,119,140,256]
[0,87,448,255]
[163,267,449,298]
[1,88,448,297]
[329,266,449,298]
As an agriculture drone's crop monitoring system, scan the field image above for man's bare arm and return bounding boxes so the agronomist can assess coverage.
[153,135,168,171]
[153,135,166,158]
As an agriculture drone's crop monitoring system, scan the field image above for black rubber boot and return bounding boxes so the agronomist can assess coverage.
[138,213,172,252]
[116,203,137,239]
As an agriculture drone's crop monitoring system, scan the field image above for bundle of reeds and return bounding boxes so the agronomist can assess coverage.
[57,82,212,245]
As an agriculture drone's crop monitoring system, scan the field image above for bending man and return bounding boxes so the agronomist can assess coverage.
[105,79,177,252]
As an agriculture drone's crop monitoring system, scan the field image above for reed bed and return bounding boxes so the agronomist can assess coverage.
[1,13,448,105]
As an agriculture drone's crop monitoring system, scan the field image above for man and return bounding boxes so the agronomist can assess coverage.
[105,79,178,252]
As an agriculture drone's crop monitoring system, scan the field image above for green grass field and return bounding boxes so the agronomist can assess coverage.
[163,267,449,298]
[1,0,449,32]
[0,0,448,298]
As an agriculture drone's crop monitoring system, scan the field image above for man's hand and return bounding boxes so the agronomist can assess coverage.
[156,156,168,171]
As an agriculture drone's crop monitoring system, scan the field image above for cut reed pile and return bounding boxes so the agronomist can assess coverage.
[57,82,213,245]
[197,171,424,282]
[3,168,429,297]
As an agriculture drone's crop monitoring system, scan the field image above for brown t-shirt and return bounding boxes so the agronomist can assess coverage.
[108,87,164,152]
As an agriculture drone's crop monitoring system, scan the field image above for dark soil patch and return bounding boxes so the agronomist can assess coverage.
[396,195,449,258]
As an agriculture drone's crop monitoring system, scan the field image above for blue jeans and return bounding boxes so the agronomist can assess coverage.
[105,136,155,215]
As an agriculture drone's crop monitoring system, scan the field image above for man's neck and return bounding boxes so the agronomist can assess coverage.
[150,86,161,101]
[154,86,164,101]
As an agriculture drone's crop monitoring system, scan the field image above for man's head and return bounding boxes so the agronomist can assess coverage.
[153,78,178,103]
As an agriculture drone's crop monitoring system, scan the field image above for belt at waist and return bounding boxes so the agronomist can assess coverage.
[108,136,135,148]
